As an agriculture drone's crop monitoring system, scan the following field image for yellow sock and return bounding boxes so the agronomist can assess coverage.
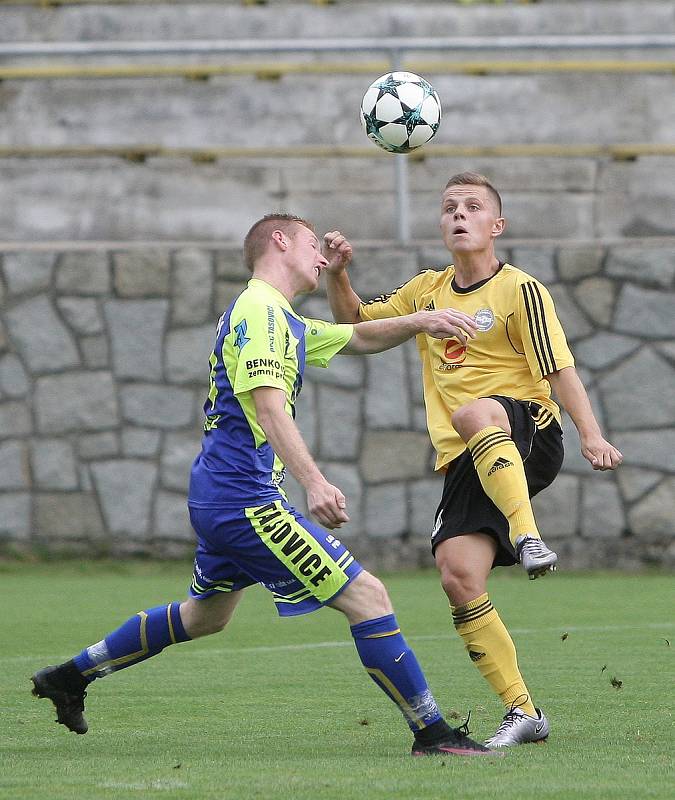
[452,593,536,716]
[467,425,539,547]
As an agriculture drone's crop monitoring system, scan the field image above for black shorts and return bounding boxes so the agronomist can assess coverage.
[430,396,564,568]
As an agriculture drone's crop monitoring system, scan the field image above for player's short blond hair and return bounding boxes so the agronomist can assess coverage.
[444,172,502,216]
[243,213,315,272]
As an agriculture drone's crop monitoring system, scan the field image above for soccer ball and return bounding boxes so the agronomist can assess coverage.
[360,71,442,154]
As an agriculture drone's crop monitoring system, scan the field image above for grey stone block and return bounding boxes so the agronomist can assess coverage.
[78,431,119,460]
[80,335,110,369]
[548,284,592,342]
[57,297,104,335]
[317,384,361,460]
[215,249,249,281]
[510,249,555,283]
[606,247,675,289]
[572,277,616,329]
[365,349,410,429]
[361,431,432,484]
[160,431,199,492]
[113,250,170,298]
[0,439,29,490]
[171,249,214,325]
[613,430,675,471]
[5,295,80,374]
[34,492,105,540]
[614,285,675,339]
[409,477,443,538]
[365,483,407,539]
[557,246,605,281]
[532,473,579,538]
[0,400,32,438]
[214,280,247,316]
[56,252,111,295]
[294,379,316,455]
[321,462,363,534]
[36,371,118,433]
[0,353,29,398]
[165,325,214,385]
[599,349,675,430]
[120,384,194,428]
[573,333,640,370]
[90,459,157,536]
[617,466,663,503]
[30,438,77,490]
[0,492,31,539]
[122,427,162,458]
[155,490,193,540]
[580,476,624,538]
[350,247,418,300]
[2,252,54,295]
[599,161,675,238]
[307,355,364,389]
[104,299,168,381]
[627,478,675,538]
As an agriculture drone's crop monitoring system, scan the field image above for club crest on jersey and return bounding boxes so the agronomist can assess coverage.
[234,319,250,351]
[474,308,495,332]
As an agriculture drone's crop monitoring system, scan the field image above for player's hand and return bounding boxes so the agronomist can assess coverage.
[580,434,623,470]
[322,230,353,275]
[416,308,478,345]
[306,479,350,529]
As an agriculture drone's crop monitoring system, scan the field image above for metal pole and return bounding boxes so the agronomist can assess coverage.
[390,50,411,244]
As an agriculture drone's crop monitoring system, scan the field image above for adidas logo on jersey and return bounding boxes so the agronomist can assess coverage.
[488,457,513,475]
[469,650,486,662]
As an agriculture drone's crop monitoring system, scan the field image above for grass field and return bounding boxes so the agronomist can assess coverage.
[0,562,672,800]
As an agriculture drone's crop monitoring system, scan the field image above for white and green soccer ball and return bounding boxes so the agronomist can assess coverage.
[360,71,442,154]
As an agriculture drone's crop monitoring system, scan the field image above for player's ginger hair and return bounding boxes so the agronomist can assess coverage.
[445,172,503,216]
[243,213,315,272]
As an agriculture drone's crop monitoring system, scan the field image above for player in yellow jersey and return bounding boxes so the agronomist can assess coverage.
[325,172,623,748]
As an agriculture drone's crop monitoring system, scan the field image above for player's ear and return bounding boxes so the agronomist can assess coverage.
[271,229,288,250]
[492,217,506,238]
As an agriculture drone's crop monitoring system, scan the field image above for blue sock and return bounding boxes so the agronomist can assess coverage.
[72,602,191,682]
[350,614,444,733]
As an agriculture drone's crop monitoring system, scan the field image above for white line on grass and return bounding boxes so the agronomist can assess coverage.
[6,622,673,665]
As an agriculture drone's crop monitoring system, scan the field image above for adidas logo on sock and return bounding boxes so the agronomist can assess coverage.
[488,457,513,475]
[468,650,486,662]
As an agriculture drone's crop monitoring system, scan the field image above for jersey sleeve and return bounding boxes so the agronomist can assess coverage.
[518,280,575,381]
[228,295,288,394]
[358,272,427,321]
[303,317,354,368]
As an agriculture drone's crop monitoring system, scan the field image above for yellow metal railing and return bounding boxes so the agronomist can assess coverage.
[1,143,673,162]
[0,60,674,81]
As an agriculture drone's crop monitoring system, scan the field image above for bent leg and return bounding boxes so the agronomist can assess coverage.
[452,397,540,546]
[436,534,536,717]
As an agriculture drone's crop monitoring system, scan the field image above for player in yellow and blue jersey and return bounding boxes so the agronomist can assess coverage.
[325,173,623,748]
[31,213,496,757]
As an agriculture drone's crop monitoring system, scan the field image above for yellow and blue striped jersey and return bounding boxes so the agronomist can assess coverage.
[189,278,353,507]
[359,263,574,469]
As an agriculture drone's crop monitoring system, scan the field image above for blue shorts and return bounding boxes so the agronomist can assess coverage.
[187,498,363,617]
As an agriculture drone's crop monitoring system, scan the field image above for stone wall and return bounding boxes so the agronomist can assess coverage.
[1,240,673,569]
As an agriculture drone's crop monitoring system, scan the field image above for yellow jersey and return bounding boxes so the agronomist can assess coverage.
[358,263,574,470]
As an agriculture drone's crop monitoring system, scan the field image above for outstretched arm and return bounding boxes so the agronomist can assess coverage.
[547,366,623,470]
[252,386,349,529]
[343,308,478,355]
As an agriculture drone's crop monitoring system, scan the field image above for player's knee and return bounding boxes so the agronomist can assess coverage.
[359,572,392,615]
[179,600,231,639]
[438,563,482,606]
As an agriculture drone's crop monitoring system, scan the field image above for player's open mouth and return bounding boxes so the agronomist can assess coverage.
[453,227,468,235]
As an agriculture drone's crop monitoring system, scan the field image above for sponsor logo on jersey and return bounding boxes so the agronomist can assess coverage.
[488,457,513,475]
[474,307,495,332]
[438,339,467,370]
[234,319,250,351]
